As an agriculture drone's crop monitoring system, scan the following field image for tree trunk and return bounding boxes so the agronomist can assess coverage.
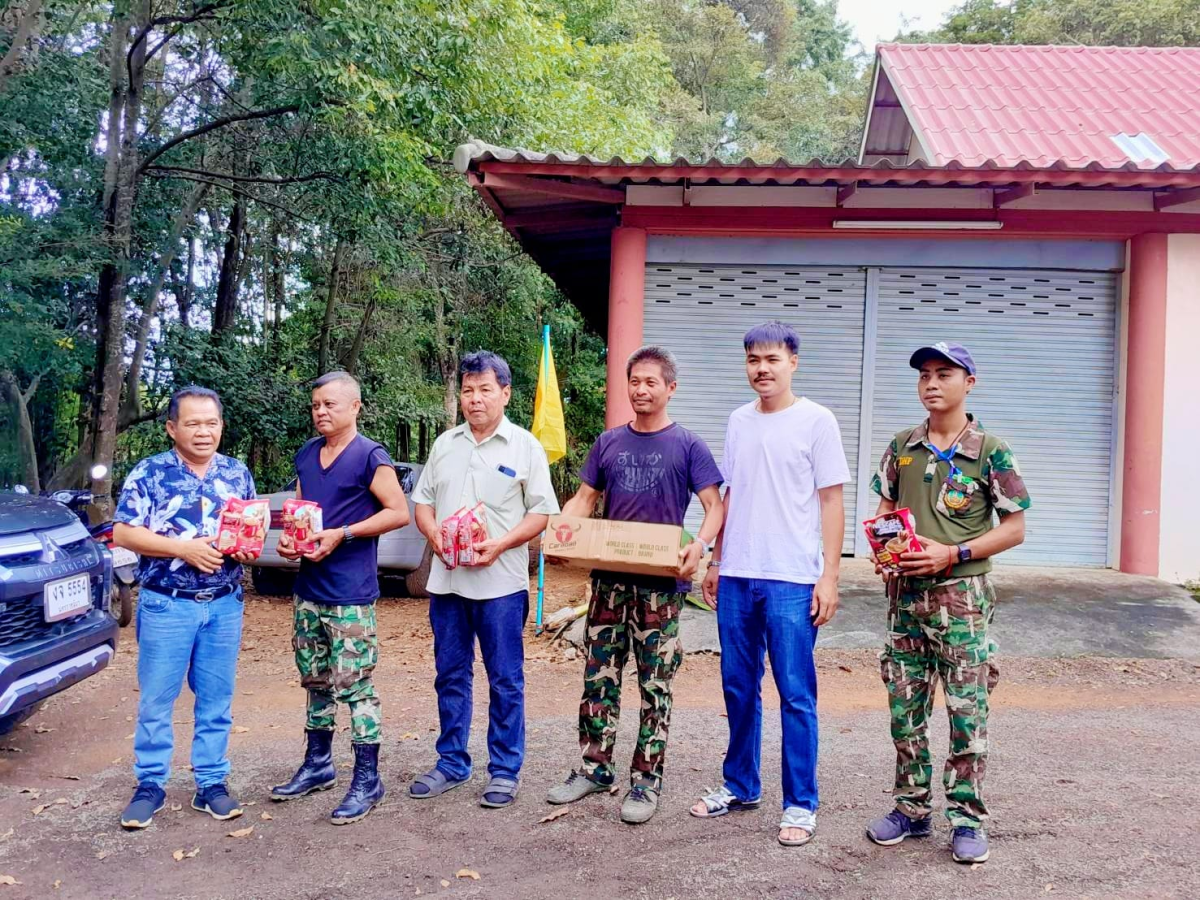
[272,226,288,344]
[212,195,245,335]
[0,0,44,93]
[121,180,209,425]
[179,236,195,326]
[317,238,346,374]
[342,294,377,376]
[91,0,149,515]
[434,288,458,431]
[1,372,40,492]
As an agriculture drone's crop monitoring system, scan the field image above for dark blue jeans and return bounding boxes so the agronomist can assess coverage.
[717,576,819,812]
[428,590,528,781]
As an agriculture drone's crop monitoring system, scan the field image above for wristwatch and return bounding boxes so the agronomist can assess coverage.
[342,525,355,544]
[956,543,972,564]
[698,538,715,556]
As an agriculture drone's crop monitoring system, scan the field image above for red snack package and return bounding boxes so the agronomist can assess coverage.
[862,507,923,574]
[283,498,323,554]
[455,502,490,567]
[216,499,243,554]
[439,507,469,570]
[217,498,270,556]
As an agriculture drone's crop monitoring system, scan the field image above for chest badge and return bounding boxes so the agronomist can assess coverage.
[898,456,914,467]
[944,489,970,510]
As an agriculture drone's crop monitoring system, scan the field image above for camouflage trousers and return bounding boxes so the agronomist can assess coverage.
[880,574,999,828]
[579,579,684,792]
[292,597,381,744]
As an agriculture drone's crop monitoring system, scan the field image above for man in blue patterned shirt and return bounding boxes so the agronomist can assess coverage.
[113,386,258,829]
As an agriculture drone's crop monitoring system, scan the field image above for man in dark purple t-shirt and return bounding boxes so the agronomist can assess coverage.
[270,372,409,826]
[545,346,724,825]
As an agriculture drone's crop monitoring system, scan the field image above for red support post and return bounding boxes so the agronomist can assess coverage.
[605,226,646,429]
[1120,233,1169,576]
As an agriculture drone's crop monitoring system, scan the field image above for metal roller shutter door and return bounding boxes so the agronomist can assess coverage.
[870,268,1118,566]
[643,264,866,553]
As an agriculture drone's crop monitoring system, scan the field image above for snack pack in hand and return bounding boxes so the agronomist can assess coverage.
[283,498,323,554]
[439,507,469,570]
[455,502,489,567]
[217,497,270,556]
[863,507,923,574]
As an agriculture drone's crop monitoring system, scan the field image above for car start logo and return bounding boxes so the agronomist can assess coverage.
[554,523,576,544]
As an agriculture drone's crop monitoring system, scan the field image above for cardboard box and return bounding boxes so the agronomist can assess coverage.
[542,516,686,578]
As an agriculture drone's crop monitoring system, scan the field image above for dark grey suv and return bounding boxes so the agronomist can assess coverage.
[0,493,119,735]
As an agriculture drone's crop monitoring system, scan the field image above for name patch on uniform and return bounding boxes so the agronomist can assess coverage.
[898,456,914,467]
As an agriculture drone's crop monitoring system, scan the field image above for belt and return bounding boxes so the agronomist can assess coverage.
[143,582,240,602]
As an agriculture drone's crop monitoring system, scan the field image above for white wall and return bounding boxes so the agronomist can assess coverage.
[1160,234,1200,584]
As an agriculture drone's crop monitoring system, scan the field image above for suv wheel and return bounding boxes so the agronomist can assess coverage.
[251,566,296,598]
[404,546,432,598]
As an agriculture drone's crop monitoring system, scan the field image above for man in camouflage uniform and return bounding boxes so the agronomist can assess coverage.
[865,342,1031,865]
[546,346,723,824]
[270,372,410,825]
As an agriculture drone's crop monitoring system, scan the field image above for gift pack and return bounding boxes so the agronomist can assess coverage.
[282,498,323,554]
[216,497,271,556]
[862,507,923,574]
[439,503,490,569]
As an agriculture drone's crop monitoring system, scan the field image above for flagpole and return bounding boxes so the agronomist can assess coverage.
[536,323,550,635]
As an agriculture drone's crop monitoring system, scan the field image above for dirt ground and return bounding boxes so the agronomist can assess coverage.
[2,572,1199,900]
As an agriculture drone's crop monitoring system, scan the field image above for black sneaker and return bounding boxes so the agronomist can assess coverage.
[191,783,244,821]
[120,783,166,829]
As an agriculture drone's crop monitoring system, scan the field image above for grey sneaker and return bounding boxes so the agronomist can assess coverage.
[866,809,933,846]
[546,770,608,805]
[620,786,659,824]
[951,826,990,863]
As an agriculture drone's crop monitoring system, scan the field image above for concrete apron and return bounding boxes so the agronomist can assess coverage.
[561,560,1200,660]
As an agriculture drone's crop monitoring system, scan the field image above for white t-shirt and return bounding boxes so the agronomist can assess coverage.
[719,397,851,585]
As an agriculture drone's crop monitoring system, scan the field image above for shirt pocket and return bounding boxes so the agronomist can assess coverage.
[935,474,979,518]
[474,466,520,511]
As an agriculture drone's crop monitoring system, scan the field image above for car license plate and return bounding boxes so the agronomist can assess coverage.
[44,574,92,622]
[111,546,138,568]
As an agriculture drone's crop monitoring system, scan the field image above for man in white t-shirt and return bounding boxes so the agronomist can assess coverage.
[689,321,850,848]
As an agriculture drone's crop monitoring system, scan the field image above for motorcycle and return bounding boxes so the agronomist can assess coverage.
[46,465,138,627]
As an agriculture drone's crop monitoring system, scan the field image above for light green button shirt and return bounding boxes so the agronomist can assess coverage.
[412,416,560,600]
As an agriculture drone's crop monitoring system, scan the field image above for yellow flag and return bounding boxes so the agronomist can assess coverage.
[532,326,566,464]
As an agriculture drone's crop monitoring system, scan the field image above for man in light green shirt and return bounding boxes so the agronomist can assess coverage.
[409,351,559,810]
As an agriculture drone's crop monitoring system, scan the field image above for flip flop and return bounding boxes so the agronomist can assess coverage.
[408,767,469,799]
[479,776,519,809]
[690,785,762,818]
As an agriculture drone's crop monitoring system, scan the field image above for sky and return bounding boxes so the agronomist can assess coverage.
[837,0,963,52]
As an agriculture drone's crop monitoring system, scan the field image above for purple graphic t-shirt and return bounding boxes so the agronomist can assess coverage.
[580,422,723,593]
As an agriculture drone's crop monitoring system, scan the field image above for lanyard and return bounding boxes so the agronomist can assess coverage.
[928,420,970,481]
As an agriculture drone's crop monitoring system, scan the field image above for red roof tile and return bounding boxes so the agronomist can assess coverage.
[877,44,1200,168]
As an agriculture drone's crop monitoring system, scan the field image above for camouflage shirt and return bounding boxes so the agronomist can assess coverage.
[870,415,1031,576]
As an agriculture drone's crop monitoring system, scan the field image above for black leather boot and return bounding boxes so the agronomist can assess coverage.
[270,729,336,801]
[330,742,385,825]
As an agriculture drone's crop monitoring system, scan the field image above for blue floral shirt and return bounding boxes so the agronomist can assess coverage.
[115,450,257,591]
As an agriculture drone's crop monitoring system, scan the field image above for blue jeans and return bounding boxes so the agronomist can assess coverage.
[133,587,244,789]
[717,576,819,811]
[428,591,528,781]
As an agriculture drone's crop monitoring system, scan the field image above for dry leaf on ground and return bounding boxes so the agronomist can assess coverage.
[538,808,570,824]
[260,812,273,821]
[456,868,481,880]
[0,874,22,886]
[35,725,53,734]
[95,851,108,860]
[440,880,450,888]
[171,848,200,862]
[31,804,48,816]
[227,826,254,838]
[231,726,250,734]
[170,803,182,812]
[53,880,62,889]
